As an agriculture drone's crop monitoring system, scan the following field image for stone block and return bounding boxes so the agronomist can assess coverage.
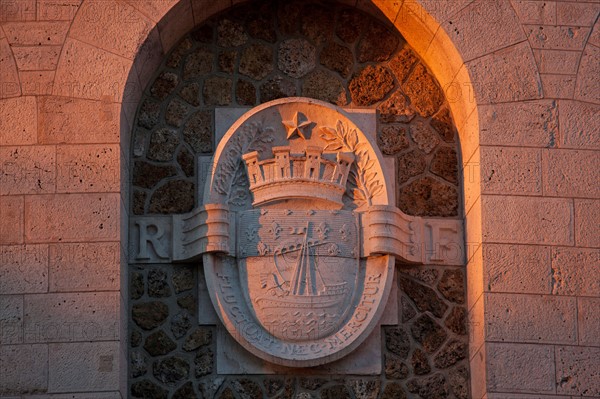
[302,70,348,106]
[541,74,575,99]
[49,242,120,292]
[0,0,36,21]
[465,196,482,249]
[402,63,443,117]
[480,146,542,195]
[12,46,61,71]
[259,75,295,102]
[543,149,599,198]
[37,0,81,21]
[574,44,600,104]
[20,71,55,95]
[482,195,573,245]
[278,39,316,78]
[53,39,131,101]
[462,147,480,215]
[447,66,477,138]
[479,100,558,147]
[511,0,557,25]
[578,297,600,346]
[424,31,464,98]
[555,346,600,396]
[466,245,483,311]
[483,244,551,294]
[0,38,21,99]
[132,27,163,95]
[590,18,600,47]
[125,0,178,23]
[559,100,600,149]
[0,195,23,244]
[192,0,231,25]
[556,2,599,26]
[380,273,398,326]
[485,293,577,344]
[24,193,120,242]
[48,341,119,393]
[525,25,590,50]
[467,42,542,104]
[350,65,395,106]
[533,49,580,75]
[203,76,233,106]
[551,247,600,296]
[0,344,48,394]
[117,295,127,396]
[69,1,152,60]
[413,0,471,30]
[157,0,194,53]
[0,244,48,294]
[0,145,55,195]
[468,292,484,358]
[122,63,142,114]
[119,149,130,207]
[56,144,120,193]
[487,343,555,393]
[0,295,23,344]
[441,0,524,62]
[24,292,119,343]
[575,199,599,248]
[469,343,487,399]
[0,96,37,145]
[39,96,120,144]
[2,21,69,45]
[394,1,435,56]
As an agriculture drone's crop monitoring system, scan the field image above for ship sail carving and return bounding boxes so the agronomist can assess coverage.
[256,222,348,311]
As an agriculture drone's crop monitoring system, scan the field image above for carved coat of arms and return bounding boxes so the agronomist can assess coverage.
[171,98,464,367]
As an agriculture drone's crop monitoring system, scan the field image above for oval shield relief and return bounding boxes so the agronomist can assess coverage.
[203,98,394,367]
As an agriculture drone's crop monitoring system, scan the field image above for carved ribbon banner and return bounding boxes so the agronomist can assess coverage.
[130,205,464,266]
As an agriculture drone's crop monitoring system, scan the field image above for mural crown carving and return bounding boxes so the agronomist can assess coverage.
[242,145,355,206]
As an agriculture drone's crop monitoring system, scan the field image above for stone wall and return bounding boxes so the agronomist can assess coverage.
[129,264,469,398]
[129,1,468,398]
[131,0,460,218]
[1,0,598,397]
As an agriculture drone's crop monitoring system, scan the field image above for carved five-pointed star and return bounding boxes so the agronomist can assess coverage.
[283,112,312,140]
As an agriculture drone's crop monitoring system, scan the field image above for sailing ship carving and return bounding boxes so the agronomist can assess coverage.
[255,222,348,311]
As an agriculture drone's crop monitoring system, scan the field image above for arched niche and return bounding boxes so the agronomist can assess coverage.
[116,2,479,396]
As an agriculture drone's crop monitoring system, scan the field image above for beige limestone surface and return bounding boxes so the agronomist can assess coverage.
[0,0,598,397]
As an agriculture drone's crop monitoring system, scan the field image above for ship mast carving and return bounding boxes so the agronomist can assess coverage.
[290,222,326,296]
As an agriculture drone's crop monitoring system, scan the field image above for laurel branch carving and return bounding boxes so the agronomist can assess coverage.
[214,121,274,204]
[319,121,383,206]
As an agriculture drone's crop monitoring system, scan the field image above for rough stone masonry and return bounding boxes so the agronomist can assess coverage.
[129,1,467,398]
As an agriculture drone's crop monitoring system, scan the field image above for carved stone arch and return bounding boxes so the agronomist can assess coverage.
[1,0,593,395]
[123,1,474,395]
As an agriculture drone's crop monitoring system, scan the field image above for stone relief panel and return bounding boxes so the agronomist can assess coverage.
[200,99,396,368]
[128,1,468,398]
